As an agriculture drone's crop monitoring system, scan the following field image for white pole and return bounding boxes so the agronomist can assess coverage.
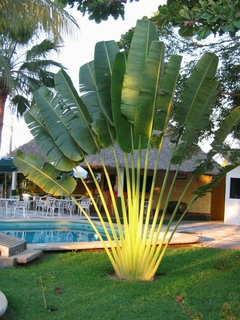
[9,113,17,195]
[11,172,17,195]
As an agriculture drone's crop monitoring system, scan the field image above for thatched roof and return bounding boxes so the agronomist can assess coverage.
[11,138,221,175]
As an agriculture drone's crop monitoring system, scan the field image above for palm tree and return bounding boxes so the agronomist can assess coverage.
[14,20,240,281]
[0,0,78,41]
[0,35,64,150]
[0,0,79,152]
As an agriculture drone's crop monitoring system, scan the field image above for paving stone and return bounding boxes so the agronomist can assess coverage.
[0,233,27,257]
[0,256,17,268]
[13,249,43,264]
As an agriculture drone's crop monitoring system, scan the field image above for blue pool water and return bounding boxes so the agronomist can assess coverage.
[0,220,108,244]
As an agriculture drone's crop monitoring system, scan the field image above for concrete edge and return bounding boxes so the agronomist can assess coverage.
[28,232,199,251]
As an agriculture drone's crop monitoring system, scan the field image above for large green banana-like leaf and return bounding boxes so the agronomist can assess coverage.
[171,52,219,164]
[14,150,76,196]
[134,41,165,137]
[121,20,158,123]
[112,51,141,152]
[94,41,119,125]
[80,41,118,126]
[112,51,134,152]
[24,106,80,171]
[80,62,106,123]
[174,52,218,129]
[154,55,182,134]
[33,86,84,162]
[54,69,101,154]
[172,79,219,164]
[91,119,116,147]
[79,61,115,147]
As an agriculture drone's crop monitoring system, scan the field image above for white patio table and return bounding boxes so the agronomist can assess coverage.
[0,198,16,217]
[0,198,29,218]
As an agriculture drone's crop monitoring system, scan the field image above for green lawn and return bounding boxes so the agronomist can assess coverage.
[1,247,240,319]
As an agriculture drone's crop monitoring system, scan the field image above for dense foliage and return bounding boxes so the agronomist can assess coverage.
[0,0,78,41]
[154,0,240,40]
[55,0,139,23]
[57,0,240,38]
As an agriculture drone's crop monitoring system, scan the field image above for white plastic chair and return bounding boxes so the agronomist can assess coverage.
[12,200,29,218]
[0,199,5,217]
[45,197,61,217]
[66,199,75,216]
[77,197,91,217]
[5,199,19,217]
[8,196,20,216]
[35,196,47,215]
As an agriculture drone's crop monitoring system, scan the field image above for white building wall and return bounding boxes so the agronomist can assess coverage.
[224,166,240,225]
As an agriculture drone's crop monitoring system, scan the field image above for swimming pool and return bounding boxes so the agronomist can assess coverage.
[0,220,109,244]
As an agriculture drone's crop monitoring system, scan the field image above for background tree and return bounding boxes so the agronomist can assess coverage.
[14,20,240,281]
[55,0,138,23]
[57,0,240,35]
[0,0,78,41]
[0,36,64,150]
[0,0,79,152]
[152,0,240,161]
[154,0,240,40]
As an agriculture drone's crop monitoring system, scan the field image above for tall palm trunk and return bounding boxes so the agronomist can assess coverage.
[0,81,8,153]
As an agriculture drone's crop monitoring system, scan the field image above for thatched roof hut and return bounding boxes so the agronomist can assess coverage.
[11,138,220,175]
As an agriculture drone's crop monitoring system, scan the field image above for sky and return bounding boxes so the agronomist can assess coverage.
[1,0,165,156]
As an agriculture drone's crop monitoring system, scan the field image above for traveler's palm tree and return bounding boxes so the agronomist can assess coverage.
[0,35,64,150]
[14,20,240,280]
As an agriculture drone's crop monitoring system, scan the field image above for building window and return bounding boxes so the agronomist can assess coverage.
[177,172,187,179]
[230,178,240,199]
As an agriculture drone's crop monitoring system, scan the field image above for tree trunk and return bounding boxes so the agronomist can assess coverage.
[0,90,8,154]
